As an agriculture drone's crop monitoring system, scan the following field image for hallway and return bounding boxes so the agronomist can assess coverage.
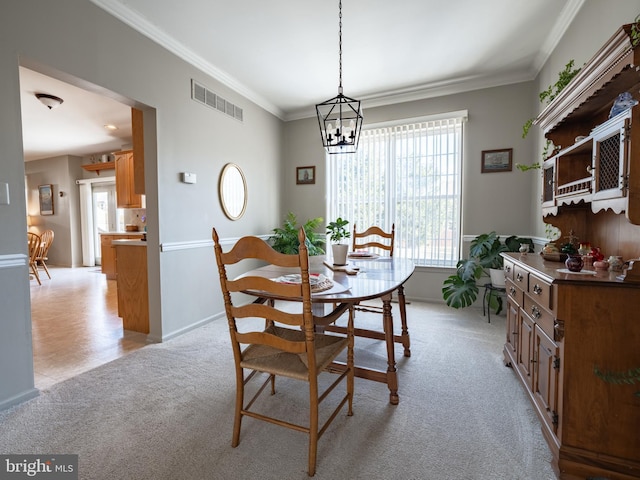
[30,266,149,389]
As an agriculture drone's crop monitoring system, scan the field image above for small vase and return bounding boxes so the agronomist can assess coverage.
[519,243,529,255]
[607,255,623,272]
[593,260,609,271]
[565,254,584,272]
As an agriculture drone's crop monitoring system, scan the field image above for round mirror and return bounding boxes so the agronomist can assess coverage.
[219,163,247,220]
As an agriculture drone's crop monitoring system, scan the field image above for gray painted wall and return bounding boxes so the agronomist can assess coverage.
[25,155,84,268]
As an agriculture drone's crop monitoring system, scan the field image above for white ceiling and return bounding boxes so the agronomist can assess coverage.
[21,0,583,162]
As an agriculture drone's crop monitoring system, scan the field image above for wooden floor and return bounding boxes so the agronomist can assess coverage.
[30,266,149,389]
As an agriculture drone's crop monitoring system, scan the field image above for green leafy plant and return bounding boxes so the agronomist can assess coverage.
[519,60,582,171]
[442,232,534,312]
[632,13,640,47]
[326,217,350,243]
[594,365,640,398]
[270,212,325,255]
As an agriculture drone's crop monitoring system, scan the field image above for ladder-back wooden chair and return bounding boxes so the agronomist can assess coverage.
[35,229,54,279]
[27,232,42,285]
[212,227,354,477]
[326,223,411,357]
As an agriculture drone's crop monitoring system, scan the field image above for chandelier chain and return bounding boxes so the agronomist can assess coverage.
[338,0,342,91]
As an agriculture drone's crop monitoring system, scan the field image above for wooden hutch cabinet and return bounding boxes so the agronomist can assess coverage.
[503,24,640,480]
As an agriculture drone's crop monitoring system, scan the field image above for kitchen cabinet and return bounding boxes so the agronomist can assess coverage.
[114,241,148,334]
[100,233,143,280]
[115,150,142,208]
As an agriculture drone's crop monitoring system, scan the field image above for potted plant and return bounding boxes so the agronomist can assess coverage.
[442,232,534,313]
[270,212,325,255]
[326,217,350,265]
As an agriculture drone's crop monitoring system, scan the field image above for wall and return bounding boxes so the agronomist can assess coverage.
[25,155,84,267]
[282,82,539,301]
[0,0,283,410]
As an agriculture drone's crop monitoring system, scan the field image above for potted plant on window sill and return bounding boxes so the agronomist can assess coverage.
[326,217,350,266]
[442,232,534,314]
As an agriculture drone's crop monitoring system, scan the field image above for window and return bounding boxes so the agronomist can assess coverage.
[327,112,466,267]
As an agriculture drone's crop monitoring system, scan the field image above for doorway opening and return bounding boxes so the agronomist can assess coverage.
[20,64,152,389]
[91,182,123,264]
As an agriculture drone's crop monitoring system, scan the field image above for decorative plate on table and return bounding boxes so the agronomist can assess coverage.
[348,251,379,259]
[274,273,334,293]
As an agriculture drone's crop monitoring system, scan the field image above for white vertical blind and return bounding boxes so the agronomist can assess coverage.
[328,113,465,267]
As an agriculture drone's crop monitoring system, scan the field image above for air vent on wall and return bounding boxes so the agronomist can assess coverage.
[191,79,243,122]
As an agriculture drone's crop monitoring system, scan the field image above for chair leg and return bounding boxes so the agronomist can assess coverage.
[232,369,244,448]
[308,380,319,477]
[30,263,41,285]
[41,261,51,279]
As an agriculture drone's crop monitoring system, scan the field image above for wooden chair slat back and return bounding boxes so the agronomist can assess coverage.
[352,223,395,256]
[213,227,315,356]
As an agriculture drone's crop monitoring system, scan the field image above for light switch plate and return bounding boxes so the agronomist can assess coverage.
[181,172,196,184]
[0,182,9,205]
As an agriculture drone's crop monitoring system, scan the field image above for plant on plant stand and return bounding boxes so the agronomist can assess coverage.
[326,217,350,266]
[270,212,325,255]
[442,232,534,314]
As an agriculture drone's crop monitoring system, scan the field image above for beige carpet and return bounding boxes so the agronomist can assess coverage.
[0,302,556,479]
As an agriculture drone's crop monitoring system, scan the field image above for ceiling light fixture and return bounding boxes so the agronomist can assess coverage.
[35,93,64,110]
[104,124,118,130]
[315,0,363,154]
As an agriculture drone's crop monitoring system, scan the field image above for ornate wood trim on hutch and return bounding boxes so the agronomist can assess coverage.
[505,24,640,480]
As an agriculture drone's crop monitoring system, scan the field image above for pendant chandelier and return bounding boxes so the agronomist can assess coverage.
[315,0,363,155]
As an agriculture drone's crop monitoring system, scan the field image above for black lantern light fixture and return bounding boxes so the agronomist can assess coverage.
[316,0,363,154]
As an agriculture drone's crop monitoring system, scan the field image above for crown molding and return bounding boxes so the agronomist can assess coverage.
[91,0,584,124]
[90,0,284,119]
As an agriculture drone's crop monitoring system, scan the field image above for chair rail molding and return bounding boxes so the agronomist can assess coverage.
[160,234,271,252]
[0,254,28,269]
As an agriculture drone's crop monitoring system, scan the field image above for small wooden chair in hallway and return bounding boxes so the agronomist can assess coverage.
[212,227,355,477]
[27,232,42,285]
[35,229,54,279]
[326,223,411,357]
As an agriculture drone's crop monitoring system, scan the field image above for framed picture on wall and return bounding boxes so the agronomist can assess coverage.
[481,148,513,173]
[39,184,54,215]
[296,166,315,185]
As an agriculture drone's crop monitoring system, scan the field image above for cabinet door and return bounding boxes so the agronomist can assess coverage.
[100,235,115,278]
[542,158,556,212]
[532,325,560,435]
[517,310,534,385]
[592,115,629,203]
[505,295,519,360]
[115,151,142,208]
